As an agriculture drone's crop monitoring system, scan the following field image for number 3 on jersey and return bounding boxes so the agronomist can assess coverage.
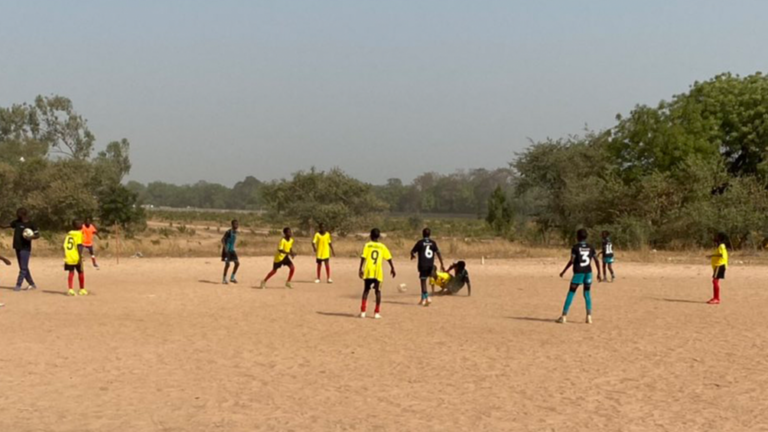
[580,250,590,266]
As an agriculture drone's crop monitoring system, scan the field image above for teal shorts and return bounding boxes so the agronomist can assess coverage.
[604,256,614,264]
[571,273,593,285]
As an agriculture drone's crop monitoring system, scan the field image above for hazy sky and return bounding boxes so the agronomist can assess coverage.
[1,0,766,186]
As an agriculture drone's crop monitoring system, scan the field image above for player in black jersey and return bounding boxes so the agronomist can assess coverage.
[557,229,601,324]
[410,228,445,306]
[598,231,616,282]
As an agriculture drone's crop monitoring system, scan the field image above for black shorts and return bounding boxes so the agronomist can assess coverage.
[418,266,435,280]
[64,263,83,273]
[363,279,381,291]
[222,250,239,263]
[316,258,330,264]
[714,266,726,279]
[273,256,293,270]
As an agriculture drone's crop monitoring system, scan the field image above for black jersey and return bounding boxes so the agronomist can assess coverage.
[411,238,439,269]
[602,238,614,258]
[571,242,597,274]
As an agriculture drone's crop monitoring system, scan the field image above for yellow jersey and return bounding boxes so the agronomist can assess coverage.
[711,243,728,269]
[429,271,452,289]
[274,237,295,263]
[64,230,83,265]
[361,241,392,282]
[313,232,332,260]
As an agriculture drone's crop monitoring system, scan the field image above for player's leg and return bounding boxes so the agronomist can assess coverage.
[286,262,295,289]
[315,260,322,283]
[373,281,382,319]
[325,260,332,283]
[601,260,607,282]
[583,281,593,324]
[360,279,373,317]
[14,250,24,291]
[262,263,279,288]
[222,261,231,284]
[88,246,99,268]
[231,261,239,283]
[67,268,76,296]
[23,250,36,289]
[608,262,615,281]
[557,282,579,324]
[708,266,723,304]
[77,265,87,295]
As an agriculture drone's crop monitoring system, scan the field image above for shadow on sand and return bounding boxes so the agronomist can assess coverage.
[316,311,358,319]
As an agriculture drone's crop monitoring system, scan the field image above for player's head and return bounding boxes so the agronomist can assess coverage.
[16,207,28,221]
[283,227,292,238]
[456,260,466,272]
[601,230,610,239]
[231,219,239,230]
[85,217,92,226]
[370,228,381,241]
[577,229,588,242]
[318,223,326,233]
[715,232,728,245]
[72,219,83,230]
[423,228,431,238]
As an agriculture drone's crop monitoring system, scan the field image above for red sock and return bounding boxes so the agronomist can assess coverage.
[361,299,367,312]
[78,273,85,289]
[325,263,331,279]
[68,271,74,289]
[316,263,322,279]
[713,279,720,300]
[264,269,277,282]
[288,266,295,282]
[374,304,380,313]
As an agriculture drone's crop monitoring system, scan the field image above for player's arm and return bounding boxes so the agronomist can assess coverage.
[312,236,318,253]
[330,242,336,257]
[31,225,41,240]
[560,256,574,278]
[436,249,445,271]
[95,226,102,240]
[593,250,602,280]
[358,257,366,279]
[0,255,10,265]
[410,243,419,260]
[466,278,472,297]
[387,259,396,278]
[77,244,84,265]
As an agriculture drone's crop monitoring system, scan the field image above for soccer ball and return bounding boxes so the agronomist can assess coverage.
[397,283,408,293]
[22,228,35,240]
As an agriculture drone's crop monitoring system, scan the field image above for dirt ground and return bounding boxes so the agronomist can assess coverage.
[1,256,766,432]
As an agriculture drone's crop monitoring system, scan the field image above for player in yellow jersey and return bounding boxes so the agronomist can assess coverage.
[312,223,335,284]
[358,228,396,319]
[260,227,296,289]
[63,220,88,296]
[707,232,729,305]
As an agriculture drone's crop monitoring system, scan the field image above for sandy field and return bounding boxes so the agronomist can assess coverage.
[1,256,767,432]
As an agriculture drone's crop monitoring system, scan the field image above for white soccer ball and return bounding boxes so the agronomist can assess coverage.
[22,228,35,240]
[19,157,25,163]
[397,283,408,293]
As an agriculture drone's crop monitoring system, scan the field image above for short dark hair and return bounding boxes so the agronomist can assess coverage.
[602,230,610,236]
[423,228,431,238]
[231,219,238,227]
[370,228,381,240]
[283,227,291,235]
[716,232,729,245]
[456,260,466,272]
[16,208,28,219]
[72,219,81,229]
[577,229,588,241]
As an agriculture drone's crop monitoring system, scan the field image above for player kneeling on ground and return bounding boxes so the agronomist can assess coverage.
[557,229,601,324]
[429,261,472,296]
[359,228,396,319]
[64,220,88,296]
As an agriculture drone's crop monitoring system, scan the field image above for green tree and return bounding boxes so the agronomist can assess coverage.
[486,186,513,235]
[261,168,386,233]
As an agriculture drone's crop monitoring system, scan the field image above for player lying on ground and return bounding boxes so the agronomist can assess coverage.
[221,219,240,285]
[261,227,296,289]
[359,228,396,319]
[313,223,335,284]
[429,261,472,296]
[706,232,729,305]
[64,219,88,297]
[597,230,615,282]
[410,228,444,307]
[557,229,601,324]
